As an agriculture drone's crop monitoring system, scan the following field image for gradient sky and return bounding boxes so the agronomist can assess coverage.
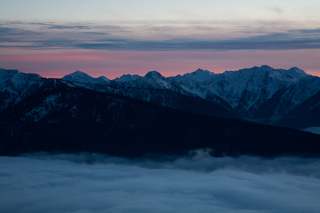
[1,0,320,78]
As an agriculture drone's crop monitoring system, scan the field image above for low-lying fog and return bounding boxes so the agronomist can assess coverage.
[1,150,320,213]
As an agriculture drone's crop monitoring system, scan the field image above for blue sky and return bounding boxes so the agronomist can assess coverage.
[2,0,319,22]
[0,0,319,78]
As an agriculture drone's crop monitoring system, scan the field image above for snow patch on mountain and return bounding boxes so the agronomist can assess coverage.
[23,94,66,122]
[303,127,320,135]
[120,71,179,90]
[181,68,215,82]
[282,76,320,105]
[113,74,142,82]
[2,65,319,128]
[203,65,309,111]
[62,71,110,84]
[0,68,44,111]
[58,66,316,120]
[0,68,42,92]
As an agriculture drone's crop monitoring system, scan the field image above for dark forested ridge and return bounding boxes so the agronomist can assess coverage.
[2,67,320,158]
[1,80,320,158]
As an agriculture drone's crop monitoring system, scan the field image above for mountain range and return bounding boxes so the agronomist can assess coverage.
[61,65,320,130]
[1,65,320,157]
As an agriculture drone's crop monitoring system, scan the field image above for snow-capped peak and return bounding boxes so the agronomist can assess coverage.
[0,68,20,84]
[287,67,309,78]
[0,68,42,84]
[0,68,45,111]
[145,71,164,79]
[62,70,92,82]
[96,76,111,84]
[259,65,273,70]
[97,76,109,81]
[199,65,311,111]
[62,71,110,84]
[113,74,142,82]
[257,65,308,79]
[181,68,215,82]
[223,65,307,83]
[119,70,174,89]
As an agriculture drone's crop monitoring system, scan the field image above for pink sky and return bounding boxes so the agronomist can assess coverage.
[0,1,319,79]
[1,48,319,79]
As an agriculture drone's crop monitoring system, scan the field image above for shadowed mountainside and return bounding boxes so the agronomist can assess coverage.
[1,79,320,158]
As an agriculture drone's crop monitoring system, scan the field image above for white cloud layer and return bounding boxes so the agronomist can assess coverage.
[1,152,320,213]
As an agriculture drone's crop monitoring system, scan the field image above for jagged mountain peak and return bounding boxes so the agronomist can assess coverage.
[237,65,274,73]
[62,70,110,84]
[97,76,109,81]
[194,68,210,73]
[96,76,111,83]
[289,67,302,72]
[73,70,86,74]
[286,67,308,78]
[0,68,41,78]
[252,65,307,76]
[225,65,307,82]
[63,70,92,78]
[1,65,320,132]
[113,74,142,82]
[145,71,164,79]
[62,70,93,82]
[250,65,306,76]
[0,68,42,86]
[119,70,173,90]
[259,65,273,70]
[181,68,215,81]
[0,68,45,111]
[192,68,214,76]
[0,68,20,74]
[204,65,312,112]
[0,68,21,84]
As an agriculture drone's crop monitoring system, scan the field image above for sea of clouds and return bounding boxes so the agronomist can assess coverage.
[1,150,320,213]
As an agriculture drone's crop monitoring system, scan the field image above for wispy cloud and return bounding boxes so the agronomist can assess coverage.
[46,24,91,30]
[0,21,320,51]
[0,26,40,38]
